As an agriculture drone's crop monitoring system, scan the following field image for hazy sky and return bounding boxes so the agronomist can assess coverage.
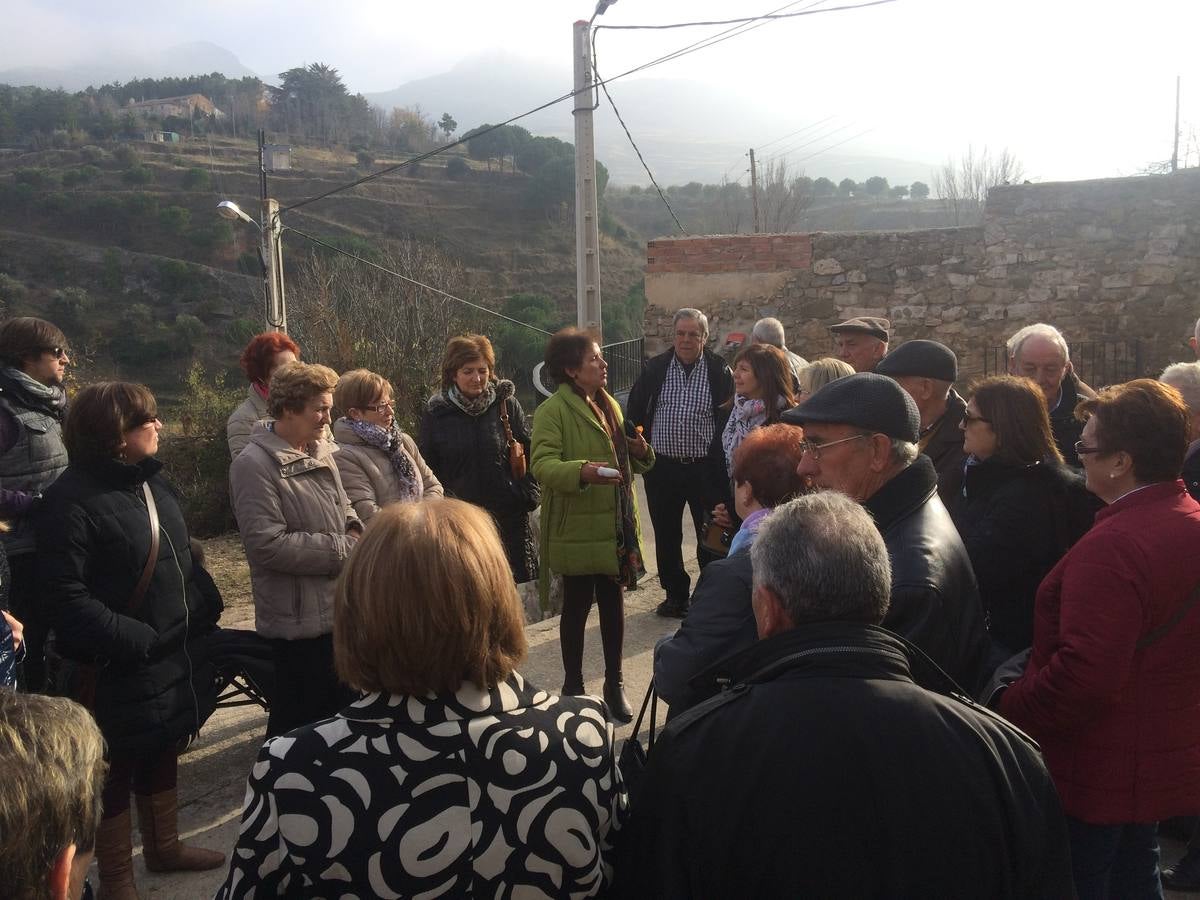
[5,0,1198,181]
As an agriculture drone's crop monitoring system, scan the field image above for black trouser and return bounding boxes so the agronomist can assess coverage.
[9,553,49,693]
[268,634,354,737]
[102,744,177,818]
[643,456,724,605]
[560,574,624,690]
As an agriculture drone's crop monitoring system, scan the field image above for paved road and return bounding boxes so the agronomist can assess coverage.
[121,477,695,896]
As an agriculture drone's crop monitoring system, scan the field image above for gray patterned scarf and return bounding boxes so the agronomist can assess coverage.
[447,382,498,416]
[340,418,420,502]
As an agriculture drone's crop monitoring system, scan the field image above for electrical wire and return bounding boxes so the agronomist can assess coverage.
[790,127,874,164]
[590,35,688,234]
[754,115,839,153]
[279,0,897,214]
[758,121,859,165]
[282,224,555,336]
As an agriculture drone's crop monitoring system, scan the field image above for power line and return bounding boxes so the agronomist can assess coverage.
[279,0,897,214]
[791,127,874,164]
[595,0,896,32]
[591,37,688,234]
[758,121,859,165]
[755,115,839,153]
[281,224,555,336]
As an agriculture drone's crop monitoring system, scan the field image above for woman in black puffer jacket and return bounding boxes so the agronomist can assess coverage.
[36,382,225,899]
[419,334,539,584]
[951,376,1099,668]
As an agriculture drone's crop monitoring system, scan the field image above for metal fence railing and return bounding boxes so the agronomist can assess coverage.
[533,336,646,401]
[603,337,646,398]
[983,339,1143,388]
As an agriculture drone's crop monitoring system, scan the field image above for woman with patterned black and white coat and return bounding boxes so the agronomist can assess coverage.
[216,498,626,899]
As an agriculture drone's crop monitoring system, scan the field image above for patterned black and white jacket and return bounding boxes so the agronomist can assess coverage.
[216,672,627,898]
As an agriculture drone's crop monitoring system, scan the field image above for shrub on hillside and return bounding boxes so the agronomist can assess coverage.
[158,205,191,235]
[156,364,241,537]
[445,156,469,180]
[122,165,154,185]
[113,144,140,167]
[79,145,109,164]
[101,248,123,292]
[182,167,210,191]
[14,168,60,189]
[356,150,374,169]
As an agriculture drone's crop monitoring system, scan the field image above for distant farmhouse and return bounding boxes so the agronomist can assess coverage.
[125,94,224,120]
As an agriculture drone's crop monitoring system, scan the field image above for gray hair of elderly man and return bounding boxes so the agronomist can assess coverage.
[1006,323,1071,362]
[751,317,787,348]
[672,308,709,339]
[751,491,892,627]
[1161,361,1200,411]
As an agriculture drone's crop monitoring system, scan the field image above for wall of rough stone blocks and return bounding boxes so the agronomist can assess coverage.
[642,170,1200,383]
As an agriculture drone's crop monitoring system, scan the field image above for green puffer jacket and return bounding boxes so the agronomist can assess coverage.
[531,384,654,605]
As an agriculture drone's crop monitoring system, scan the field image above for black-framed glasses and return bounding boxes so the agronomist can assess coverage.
[1074,440,1103,455]
[40,346,69,359]
[798,433,871,460]
[961,411,991,426]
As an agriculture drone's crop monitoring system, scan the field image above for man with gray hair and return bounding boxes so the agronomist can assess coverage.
[750,317,807,383]
[0,690,107,900]
[627,308,734,618]
[781,373,988,690]
[1161,361,1200,502]
[619,492,1073,898]
[1006,322,1095,467]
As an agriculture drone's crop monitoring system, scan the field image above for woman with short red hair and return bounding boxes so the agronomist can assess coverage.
[653,424,807,715]
[226,331,301,458]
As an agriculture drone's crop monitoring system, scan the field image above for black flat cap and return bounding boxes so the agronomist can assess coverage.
[780,372,920,442]
[874,339,958,383]
[829,316,890,342]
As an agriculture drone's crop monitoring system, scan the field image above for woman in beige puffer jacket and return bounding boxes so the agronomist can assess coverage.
[229,362,361,737]
[332,369,443,522]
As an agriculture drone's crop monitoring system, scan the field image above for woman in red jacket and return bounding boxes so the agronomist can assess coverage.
[998,379,1200,899]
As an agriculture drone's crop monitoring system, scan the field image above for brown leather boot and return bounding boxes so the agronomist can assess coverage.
[95,809,140,900]
[135,790,226,873]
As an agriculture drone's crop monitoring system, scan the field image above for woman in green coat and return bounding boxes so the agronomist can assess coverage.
[531,328,654,722]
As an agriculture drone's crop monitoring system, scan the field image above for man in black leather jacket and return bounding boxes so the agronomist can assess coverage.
[782,373,989,692]
[617,492,1072,899]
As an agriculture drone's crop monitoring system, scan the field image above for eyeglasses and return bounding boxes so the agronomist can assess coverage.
[961,411,991,426]
[41,346,69,360]
[1074,440,1103,455]
[798,433,871,460]
[360,401,394,413]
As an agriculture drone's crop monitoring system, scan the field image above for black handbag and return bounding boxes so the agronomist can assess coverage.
[618,681,659,805]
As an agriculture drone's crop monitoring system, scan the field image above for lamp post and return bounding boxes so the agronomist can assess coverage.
[216,130,287,333]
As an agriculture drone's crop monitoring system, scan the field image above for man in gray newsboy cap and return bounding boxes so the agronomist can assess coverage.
[781,373,987,691]
[875,339,966,505]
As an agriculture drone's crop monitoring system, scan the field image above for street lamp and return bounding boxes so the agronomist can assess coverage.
[217,196,287,333]
[216,199,258,228]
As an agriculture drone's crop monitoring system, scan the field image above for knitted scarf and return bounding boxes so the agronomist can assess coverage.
[447,382,498,417]
[721,394,784,476]
[340,418,420,503]
[575,385,644,589]
[0,367,67,420]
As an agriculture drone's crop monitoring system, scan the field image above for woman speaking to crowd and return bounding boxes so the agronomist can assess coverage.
[531,328,653,721]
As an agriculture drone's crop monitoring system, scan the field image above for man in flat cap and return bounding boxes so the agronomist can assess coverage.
[830,316,889,373]
[875,340,966,506]
[781,374,988,690]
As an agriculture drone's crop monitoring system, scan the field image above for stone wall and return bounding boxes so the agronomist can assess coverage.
[643,170,1200,381]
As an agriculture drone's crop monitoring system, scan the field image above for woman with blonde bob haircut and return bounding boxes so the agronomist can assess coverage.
[332,368,442,522]
[218,498,627,899]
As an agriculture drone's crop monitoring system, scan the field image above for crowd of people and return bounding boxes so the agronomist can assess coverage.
[2,307,1200,898]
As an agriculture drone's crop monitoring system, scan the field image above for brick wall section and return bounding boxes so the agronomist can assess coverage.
[646,234,812,274]
[643,170,1200,381]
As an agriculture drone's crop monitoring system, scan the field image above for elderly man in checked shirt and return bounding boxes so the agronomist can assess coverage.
[627,308,734,618]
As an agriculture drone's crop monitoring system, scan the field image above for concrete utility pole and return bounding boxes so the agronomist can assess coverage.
[573,19,603,342]
[259,130,287,333]
[749,148,762,234]
[1171,75,1181,174]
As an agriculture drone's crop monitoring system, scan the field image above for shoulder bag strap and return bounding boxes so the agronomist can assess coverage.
[129,482,160,615]
[1137,580,1200,650]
